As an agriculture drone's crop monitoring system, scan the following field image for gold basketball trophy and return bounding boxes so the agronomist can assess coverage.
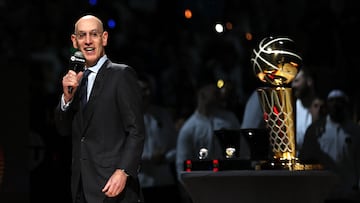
[251,36,304,170]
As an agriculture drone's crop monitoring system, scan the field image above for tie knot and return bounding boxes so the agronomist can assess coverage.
[83,69,92,79]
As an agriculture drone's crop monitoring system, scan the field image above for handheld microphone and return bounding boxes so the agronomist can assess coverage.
[68,51,85,93]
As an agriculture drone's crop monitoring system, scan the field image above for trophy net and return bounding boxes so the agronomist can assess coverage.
[257,87,297,167]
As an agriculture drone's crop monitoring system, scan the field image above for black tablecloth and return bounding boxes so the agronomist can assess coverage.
[180,170,339,203]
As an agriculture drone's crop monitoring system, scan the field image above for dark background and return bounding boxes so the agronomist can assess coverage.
[1,0,360,202]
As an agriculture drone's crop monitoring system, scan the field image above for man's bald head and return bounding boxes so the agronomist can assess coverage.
[74,15,104,33]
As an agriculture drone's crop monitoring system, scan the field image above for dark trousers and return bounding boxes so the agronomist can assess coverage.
[75,177,87,203]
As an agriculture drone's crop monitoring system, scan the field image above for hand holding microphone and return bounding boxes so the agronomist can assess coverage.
[62,51,85,103]
[67,51,85,94]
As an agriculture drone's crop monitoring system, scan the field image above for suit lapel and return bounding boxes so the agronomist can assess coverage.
[81,60,111,132]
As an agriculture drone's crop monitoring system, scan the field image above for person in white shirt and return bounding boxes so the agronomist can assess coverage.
[137,73,180,203]
[300,89,360,202]
[240,89,266,129]
[176,82,242,178]
[175,81,243,203]
[291,67,319,155]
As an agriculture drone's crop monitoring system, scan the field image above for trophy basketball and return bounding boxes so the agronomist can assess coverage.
[251,36,302,170]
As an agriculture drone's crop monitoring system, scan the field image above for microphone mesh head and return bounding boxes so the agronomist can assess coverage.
[74,51,84,59]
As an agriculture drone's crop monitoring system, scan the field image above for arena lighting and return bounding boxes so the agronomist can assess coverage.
[88,0,97,6]
[225,22,233,30]
[217,79,224,89]
[107,18,116,29]
[245,32,253,41]
[215,23,224,33]
[184,9,192,19]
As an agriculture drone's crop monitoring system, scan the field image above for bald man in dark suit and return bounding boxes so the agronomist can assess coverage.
[54,14,145,203]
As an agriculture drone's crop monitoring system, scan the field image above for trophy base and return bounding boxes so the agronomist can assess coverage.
[184,159,253,171]
[256,158,324,171]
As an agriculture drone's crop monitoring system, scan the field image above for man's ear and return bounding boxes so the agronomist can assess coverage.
[71,34,78,49]
[102,31,109,47]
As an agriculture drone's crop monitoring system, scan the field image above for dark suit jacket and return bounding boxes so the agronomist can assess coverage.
[54,59,145,203]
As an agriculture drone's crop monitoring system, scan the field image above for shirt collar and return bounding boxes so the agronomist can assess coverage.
[86,55,108,73]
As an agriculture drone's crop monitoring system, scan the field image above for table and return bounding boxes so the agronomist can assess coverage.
[180,170,339,203]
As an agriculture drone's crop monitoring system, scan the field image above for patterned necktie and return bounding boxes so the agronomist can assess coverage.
[80,69,92,108]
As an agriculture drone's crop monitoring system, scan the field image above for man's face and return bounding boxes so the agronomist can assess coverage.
[71,16,108,67]
[138,80,152,108]
[199,84,219,108]
[291,70,309,99]
[309,97,325,121]
[327,97,348,123]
